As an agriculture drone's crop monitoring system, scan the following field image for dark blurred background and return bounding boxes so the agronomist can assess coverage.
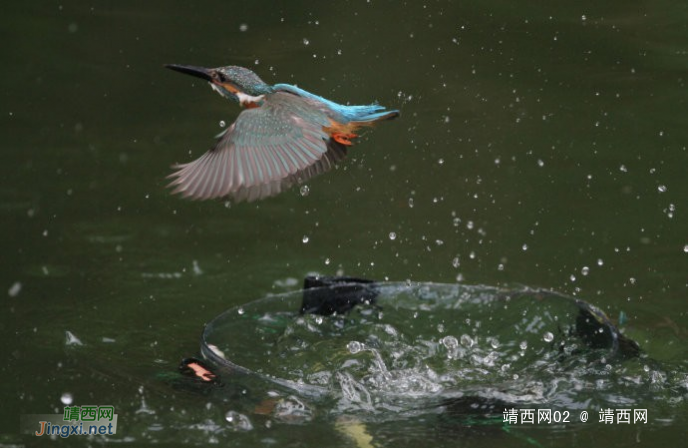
[2,1,686,446]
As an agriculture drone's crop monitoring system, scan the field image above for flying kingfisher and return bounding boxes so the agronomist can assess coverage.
[165,64,399,202]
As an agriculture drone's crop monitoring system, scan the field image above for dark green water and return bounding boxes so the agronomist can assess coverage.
[2,1,686,446]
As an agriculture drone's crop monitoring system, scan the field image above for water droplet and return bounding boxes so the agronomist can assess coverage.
[302,235,309,244]
[65,331,83,346]
[683,245,688,253]
[451,257,460,268]
[581,266,590,276]
[460,334,474,347]
[347,341,362,354]
[597,258,604,266]
[490,338,500,349]
[237,307,245,315]
[225,411,253,431]
[300,185,310,197]
[537,159,544,167]
[666,203,675,219]
[239,23,249,32]
[570,274,577,282]
[192,260,203,275]
[441,336,458,349]
[388,232,397,241]
[302,38,310,46]
[219,120,226,127]
[8,282,21,297]
[522,244,528,251]
[325,258,331,265]
[619,164,627,172]
[519,341,528,350]
[408,197,414,208]
[438,158,444,165]
[61,392,73,405]
[543,332,554,342]
[658,185,667,193]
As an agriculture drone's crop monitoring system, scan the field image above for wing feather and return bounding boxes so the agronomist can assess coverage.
[204,149,223,199]
[218,143,230,196]
[184,152,214,198]
[168,92,350,202]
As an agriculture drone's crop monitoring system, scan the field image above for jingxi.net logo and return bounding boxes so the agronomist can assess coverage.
[21,405,118,438]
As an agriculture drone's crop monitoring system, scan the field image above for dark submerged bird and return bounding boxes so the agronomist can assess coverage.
[165,64,399,202]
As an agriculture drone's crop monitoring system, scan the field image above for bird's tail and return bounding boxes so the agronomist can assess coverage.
[346,105,400,125]
[337,105,399,128]
[274,83,399,124]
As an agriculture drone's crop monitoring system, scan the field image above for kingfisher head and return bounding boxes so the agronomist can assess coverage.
[165,64,274,102]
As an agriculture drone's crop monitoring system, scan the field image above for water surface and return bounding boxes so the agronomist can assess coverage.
[2,1,687,446]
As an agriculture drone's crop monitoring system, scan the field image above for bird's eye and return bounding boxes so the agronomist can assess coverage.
[215,72,227,82]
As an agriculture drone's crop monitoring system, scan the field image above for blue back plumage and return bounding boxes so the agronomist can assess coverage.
[274,83,397,123]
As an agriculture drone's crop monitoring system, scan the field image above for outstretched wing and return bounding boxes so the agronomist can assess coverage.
[168,93,346,202]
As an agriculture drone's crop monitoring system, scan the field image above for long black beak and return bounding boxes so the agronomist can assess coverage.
[164,64,214,82]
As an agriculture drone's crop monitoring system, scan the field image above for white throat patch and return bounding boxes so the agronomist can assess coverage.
[236,91,265,106]
[208,82,264,106]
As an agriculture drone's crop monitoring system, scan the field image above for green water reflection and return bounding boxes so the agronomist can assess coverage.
[2,0,686,446]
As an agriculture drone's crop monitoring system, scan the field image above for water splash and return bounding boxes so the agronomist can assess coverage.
[201,283,684,422]
[224,411,253,431]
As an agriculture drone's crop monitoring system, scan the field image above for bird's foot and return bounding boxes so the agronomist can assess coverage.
[332,132,358,146]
